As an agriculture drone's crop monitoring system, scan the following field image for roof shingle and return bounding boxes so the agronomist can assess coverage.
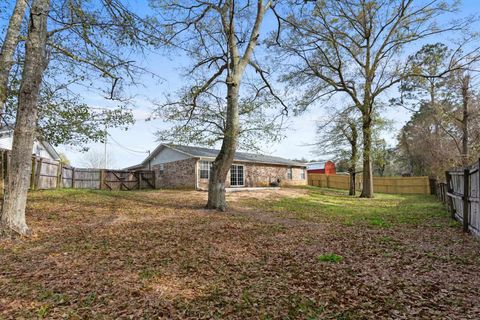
[167,144,305,167]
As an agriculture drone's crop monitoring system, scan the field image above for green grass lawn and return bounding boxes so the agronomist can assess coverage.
[0,187,479,319]
[245,187,452,227]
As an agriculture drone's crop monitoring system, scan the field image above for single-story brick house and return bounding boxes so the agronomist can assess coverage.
[126,144,307,189]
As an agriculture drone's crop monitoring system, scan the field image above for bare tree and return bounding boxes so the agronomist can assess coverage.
[152,0,283,210]
[81,148,115,169]
[273,0,469,197]
[459,73,471,166]
[398,43,480,169]
[314,108,360,196]
[154,86,285,152]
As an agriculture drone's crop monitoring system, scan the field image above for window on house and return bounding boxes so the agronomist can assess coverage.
[230,165,244,186]
[301,169,306,180]
[158,164,164,174]
[199,161,212,179]
[287,167,293,180]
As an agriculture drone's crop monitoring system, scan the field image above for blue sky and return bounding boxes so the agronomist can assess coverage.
[2,0,480,168]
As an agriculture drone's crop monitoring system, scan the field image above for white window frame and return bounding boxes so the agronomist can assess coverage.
[158,163,165,174]
[300,169,306,180]
[199,161,212,179]
[230,164,245,187]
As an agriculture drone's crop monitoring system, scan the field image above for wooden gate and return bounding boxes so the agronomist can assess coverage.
[102,170,155,191]
[444,163,480,236]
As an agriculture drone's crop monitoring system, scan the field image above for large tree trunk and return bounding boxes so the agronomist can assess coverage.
[461,74,470,167]
[206,81,240,211]
[1,0,50,236]
[360,111,374,198]
[0,0,28,114]
[205,0,268,210]
[348,122,358,196]
[349,171,356,196]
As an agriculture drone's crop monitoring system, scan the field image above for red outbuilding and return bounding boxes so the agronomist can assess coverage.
[307,161,336,175]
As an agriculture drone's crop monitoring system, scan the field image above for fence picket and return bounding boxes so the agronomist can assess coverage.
[307,173,431,194]
[463,169,470,233]
[437,160,480,237]
[0,148,155,193]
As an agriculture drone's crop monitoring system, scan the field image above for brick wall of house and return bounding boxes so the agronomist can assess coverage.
[152,158,197,189]
[197,161,307,189]
[245,164,307,187]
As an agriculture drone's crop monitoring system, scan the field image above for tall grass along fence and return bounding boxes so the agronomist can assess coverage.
[308,173,431,195]
[0,149,155,192]
[436,159,480,237]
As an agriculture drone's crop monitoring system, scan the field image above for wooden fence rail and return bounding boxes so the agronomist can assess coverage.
[435,159,480,237]
[0,149,155,192]
[308,173,431,194]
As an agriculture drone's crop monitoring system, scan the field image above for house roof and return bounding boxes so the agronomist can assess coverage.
[40,140,61,160]
[0,127,60,160]
[128,144,306,168]
[307,161,326,170]
[306,160,334,170]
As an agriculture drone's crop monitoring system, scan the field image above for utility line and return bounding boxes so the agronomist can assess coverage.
[107,133,150,154]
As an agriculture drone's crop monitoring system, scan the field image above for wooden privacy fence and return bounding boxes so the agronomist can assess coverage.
[308,173,431,194]
[0,149,155,192]
[436,160,480,236]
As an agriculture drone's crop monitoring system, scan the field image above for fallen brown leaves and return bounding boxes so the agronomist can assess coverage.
[0,188,479,319]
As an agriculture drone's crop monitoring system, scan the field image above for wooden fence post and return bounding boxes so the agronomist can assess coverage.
[72,167,76,188]
[0,149,7,192]
[463,168,469,233]
[138,171,142,190]
[441,183,446,203]
[56,163,62,189]
[152,170,156,189]
[0,150,4,192]
[30,156,37,190]
[34,158,43,190]
[429,178,436,195]
[445,171,454,218]
[100,169,105,190]
[4,150,10,192]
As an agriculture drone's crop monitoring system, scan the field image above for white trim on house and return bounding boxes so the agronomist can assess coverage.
[195,160,246,189]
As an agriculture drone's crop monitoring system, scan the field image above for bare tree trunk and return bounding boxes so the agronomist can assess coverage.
[461,74,470,167]
[0,0,28,114]
[349,171,356,196]
[206,81,240,210]
[360,111,374,198]
[1,0,50,236]
[348,121,358,196]
[205,0,269,211]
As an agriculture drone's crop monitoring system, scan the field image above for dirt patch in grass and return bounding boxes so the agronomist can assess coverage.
[1,187,479,319]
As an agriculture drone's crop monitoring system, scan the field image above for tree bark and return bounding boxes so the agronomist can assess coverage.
[461,74,470,167]
[348,121,358,196]
[360,111,374,198]
[349,171,356,196]
[205,0,269,211]
[0,0,28,115]
[1,0,50,236]
[206,81,240,210]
